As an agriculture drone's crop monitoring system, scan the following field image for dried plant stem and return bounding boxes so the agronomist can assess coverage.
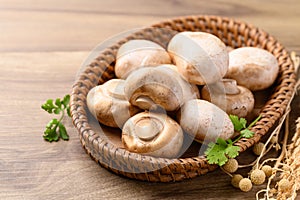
[274,115,289,169]
[256,52,300,200]
[287,118,300,153]
[220,166,233,177]
[291,51,300,73]
[256,189,268,200]
[239,158,258,168]
[239,144,274,169]
[255,108,291,170]
[257,117,290,200]
[277,117,300,199]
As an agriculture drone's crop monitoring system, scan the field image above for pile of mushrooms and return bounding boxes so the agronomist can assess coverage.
[87,32,279,159]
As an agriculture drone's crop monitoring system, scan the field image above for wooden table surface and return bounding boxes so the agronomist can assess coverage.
[1,0,300,199]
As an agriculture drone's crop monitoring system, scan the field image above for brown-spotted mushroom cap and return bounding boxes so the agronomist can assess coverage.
[201,79,255,118]
[87,79,140,128]
[167,31,229,85]
[122,111,184,158]
[225,47,279,91]
[178,99,234,143]
[115,39,172,79]
[124,64,200,111]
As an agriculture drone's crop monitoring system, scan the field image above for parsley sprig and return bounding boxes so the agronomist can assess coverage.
[41,94,71,142]
[205,115,261,166]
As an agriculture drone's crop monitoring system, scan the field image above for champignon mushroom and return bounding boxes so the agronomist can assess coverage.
[226,46,234,53]
[115,39,172,79]
[122,111,184,158]
[177,99,234,143]
[167,31,229,85]
[225,47,279,91]
[124,64,200,111]
[201,79,255,118]
[87,79,140,128]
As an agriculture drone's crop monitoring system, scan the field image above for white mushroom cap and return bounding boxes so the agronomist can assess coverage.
[124,64,200,111]
[167,31,229,85]
[87,79,140,128]
[226,47,279,91]
[201,79,255,118]
[115,39,172,79]
[122,112,184,158]
[178,99,234,143]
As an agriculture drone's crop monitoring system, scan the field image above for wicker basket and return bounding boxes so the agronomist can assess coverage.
[70,15,296,182]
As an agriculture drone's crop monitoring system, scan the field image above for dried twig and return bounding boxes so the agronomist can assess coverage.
[255,52,300,200]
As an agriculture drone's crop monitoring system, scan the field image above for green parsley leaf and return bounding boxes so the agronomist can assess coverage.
[229,115,246,131]
[240,129,254,138]
[41,99,54,114]
[66,106,71,117]
[205,140,240,166]
[55,98,62,107]
[239,118,247,129]
[43,118,59,142]
[43,127,59,142]
[225,145,240,158]
[205,115,261,166]
[41,98,62,115]
[205,141,229,166]
[58,122,69,140]
[62,94,70,109]
[42,94,71,142]
[216,138,227,147]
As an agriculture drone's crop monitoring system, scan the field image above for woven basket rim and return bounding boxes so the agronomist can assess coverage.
[70,15,296,182]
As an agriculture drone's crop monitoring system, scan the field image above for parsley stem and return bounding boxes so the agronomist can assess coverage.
[42,94,71,142]
[232,115,262,144]
[233,135,243,144]
[53,110,65,133]
[58,109,65,125]
[247,115,262,129]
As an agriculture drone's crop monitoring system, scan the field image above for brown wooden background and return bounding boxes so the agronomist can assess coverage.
[0,0,299,199]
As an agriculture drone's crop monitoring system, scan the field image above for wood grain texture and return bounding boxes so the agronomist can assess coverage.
[0,0,299,199]
[0,0,299,53]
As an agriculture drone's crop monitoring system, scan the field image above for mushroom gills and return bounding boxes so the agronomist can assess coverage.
[86,79,140,128]
[122,112,184,158]
[201,79,254,118]
[134,117,163,141]
[124,64,200,112]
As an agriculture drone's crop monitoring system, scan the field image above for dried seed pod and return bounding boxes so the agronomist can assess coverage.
[252,142,265,156]
[231,174,243,188]
[239,178,252,192]
[222,158,239,173]
[278,178,290,192]
[250,169,266,185]
[261,165,273,177]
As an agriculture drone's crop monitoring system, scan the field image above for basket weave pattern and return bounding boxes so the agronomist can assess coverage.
[70,15,296,182]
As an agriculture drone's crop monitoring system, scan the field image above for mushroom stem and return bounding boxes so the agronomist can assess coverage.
[222,79,240,95]
[122,112,184,158]
[134,117,162,141]
[135,96,156,110]
[208,79,240,95]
